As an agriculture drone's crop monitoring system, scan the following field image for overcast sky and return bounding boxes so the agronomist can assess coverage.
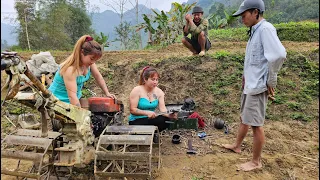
[1,0,187,25]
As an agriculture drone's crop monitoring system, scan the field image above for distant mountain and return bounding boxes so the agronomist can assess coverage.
[1,23,18,46]
[185,0,234,15]
[91,4,159,50]
[1,4,159,50]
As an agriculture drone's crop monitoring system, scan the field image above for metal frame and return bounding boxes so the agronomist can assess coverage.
[94,125,161,179]
[1,129,61,180]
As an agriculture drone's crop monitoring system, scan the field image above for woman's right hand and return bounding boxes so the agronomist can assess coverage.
[168,112,178,120]
[147,111,156,119]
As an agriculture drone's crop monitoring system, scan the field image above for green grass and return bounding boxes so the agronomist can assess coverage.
[203,48,318,122]
[208,21,319,42]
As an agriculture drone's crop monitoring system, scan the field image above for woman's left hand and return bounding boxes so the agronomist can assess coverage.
[106,93,117,99]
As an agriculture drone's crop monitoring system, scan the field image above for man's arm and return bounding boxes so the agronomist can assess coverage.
[261,27,287,88]
[183,23,189,36]
[189,19,209,35]
[183,14,191,36]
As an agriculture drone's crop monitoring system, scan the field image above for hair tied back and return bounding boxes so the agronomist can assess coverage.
[85,36,93,42]
[142,66,150,72]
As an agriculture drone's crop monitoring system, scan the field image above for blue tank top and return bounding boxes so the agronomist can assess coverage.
[129,98,159,121]
[48,67,91,103]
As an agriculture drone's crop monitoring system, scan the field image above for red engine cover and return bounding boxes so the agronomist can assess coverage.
[88,97,122,113]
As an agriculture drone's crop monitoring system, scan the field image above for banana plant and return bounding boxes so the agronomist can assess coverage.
[151,10,171,46]
[208,14,227,29]
[169,2,196,25]
[169,2,196,41]
[93,32,109,47]
[135,14,156,44]
[224,10,237,27]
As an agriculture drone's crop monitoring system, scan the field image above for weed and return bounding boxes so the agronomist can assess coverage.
[191,177,204,180]
[286,101,302,110]
[212,50,230,59]
[132,60,149,70]
[291,112,311,122]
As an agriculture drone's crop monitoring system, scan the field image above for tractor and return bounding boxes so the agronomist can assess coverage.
[1,52,161,179]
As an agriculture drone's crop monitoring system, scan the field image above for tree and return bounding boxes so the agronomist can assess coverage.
[14,0,94,50]
[114,21,139,50]
[41,1,72,50]
[209,2,225,18]
[136,2,197,47]
[14,1,36,50]
[66,5,94,45]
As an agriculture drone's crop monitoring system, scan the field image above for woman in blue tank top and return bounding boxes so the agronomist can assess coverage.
[48,35,116,106]
[129,66,178,132]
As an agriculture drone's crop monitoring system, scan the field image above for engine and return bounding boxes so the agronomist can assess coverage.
[87,97,124,137]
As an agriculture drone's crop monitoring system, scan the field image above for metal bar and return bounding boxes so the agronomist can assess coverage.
[96,151,150,161]
[4,135,52,148]
[102,161,113,172]
[24,69,51,98]
[99,135,152,145]
[1,150,43,163]
[105,125,157,134]
[16,129,61,139]
[40,109,48,137]
[1,169,39,179]
[95,172,150,179]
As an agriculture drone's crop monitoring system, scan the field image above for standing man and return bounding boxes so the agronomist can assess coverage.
[222,0,286,171]
[182,6,211,56]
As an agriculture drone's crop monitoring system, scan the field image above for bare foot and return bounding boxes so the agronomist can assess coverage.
[237,161,262,171]
[199,51,205,56]
[222,144,241,153]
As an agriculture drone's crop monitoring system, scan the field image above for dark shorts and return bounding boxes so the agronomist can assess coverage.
[129,115,170,132]
[184,35,211,53]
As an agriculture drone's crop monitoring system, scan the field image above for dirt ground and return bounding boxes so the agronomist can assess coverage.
[155,119,319,180]
[1,41,319,179]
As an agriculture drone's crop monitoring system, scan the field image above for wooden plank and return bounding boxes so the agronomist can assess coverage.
[4,135,52,148]
[95,172,150,179]
[104,125,157,134]
[99,135,152,145]
[1,150,43,162]
[1,169,39,179]
[96,151,150,161]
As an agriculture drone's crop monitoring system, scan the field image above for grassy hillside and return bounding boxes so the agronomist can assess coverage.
[104,49,319,124]
[12,42,319,125]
